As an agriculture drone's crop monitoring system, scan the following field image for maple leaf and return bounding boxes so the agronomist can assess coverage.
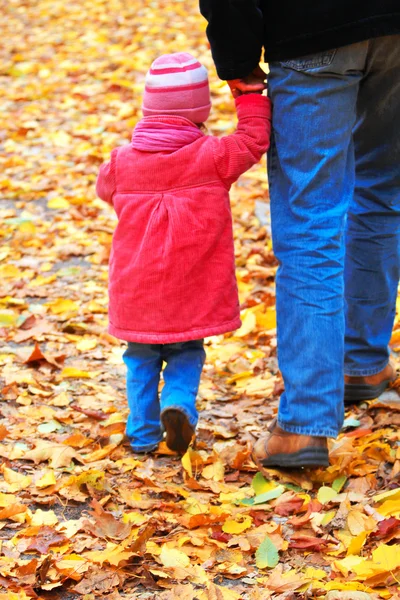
[24,526,68,554]
[83,499,132,540]
[22,440,81,468]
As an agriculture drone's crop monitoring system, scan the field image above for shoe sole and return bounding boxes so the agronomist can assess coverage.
[161,409,194,453]
[344,379,392,406]
[252,447,329,470]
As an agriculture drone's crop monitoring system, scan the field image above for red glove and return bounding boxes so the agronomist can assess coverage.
[227,65,267,98]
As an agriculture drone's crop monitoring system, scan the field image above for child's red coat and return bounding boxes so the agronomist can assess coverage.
[96,94,271,343]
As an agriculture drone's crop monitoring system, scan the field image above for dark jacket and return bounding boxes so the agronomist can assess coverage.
[200,0,400,79]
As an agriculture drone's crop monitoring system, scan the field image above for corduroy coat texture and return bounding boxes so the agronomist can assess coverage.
[96,94,271,343]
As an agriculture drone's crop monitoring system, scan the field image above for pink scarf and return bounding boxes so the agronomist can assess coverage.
[131,116,204,153]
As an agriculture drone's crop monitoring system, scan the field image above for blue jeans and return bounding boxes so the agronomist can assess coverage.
[268,35,400,438]
[123,340,205,452]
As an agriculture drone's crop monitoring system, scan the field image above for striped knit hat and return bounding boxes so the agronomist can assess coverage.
[142,53,211,123]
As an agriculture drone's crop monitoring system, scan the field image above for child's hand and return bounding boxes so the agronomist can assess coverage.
[227,65,266,98]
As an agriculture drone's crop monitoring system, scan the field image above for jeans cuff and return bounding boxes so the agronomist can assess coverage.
[161,405,198,428]
[129,438,163,453]
[277,419,338,438]
[344,359,389,377]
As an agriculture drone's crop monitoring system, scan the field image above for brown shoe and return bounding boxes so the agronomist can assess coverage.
[344,363,396,405]
[161,408,195,453]
[251,420,329,470]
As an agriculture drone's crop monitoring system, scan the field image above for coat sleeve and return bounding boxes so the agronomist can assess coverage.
[199,0,264,80]
[212,94,271,187]
[96,148,118,205]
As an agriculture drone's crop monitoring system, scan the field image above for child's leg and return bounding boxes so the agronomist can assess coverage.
[123,342,163,452]
[160,340,206,451]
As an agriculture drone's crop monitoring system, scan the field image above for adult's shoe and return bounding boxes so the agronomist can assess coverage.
[344,363,396,406]
[251,420,329,470]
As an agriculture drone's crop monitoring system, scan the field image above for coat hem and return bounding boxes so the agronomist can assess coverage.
[108,317,242,344]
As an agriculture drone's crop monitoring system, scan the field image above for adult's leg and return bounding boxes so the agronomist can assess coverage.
[344,35,400,399]
[160,340,205,452]
[267,44,368,439]
[123,343,163,452]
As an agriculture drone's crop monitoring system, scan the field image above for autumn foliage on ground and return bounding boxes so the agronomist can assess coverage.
[1,1,400,599]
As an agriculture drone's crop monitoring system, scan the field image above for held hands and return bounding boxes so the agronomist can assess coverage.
[227,65,267,98]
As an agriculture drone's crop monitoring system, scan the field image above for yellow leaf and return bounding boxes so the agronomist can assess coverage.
[347,510,368,536]
[28,274,57,287]
[333,555,366,577]
[159,545,190,569]
[222,514,252,534]
[182,448,199,478]
[76,338,98,351]
[1,466,32,492]
[46,298,79,315]
[47,197,70,209]
[376,498,400,517]
[182,447,203,477]
[66,469,105,490]
[255,307,276,330]
[202,460,225,482]
[347,531,368,556]
[317,486,338,505]
[0,265,22,279]
[374,488,400,503]
[321,510,336,526]
[0,492,17,508]
[149,569,171,579]
[122,512,148,526]
[31,509,59,526]
[183,497,209,516]
[85,543,135,567]
[235,310,256,337]
[304,567,327,581]
[83,443,117,462]
[36,471,57,489]
[0,311,18,327]
[18,221,36,234]
[61,367,92,379]
[226,371,252,384]
[372,543,400,572]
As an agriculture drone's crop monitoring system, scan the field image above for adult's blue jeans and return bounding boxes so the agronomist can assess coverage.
[123,340,205,452]
[268,35,400,438]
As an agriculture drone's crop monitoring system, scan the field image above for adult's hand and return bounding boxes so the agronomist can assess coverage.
[227,65,266,98]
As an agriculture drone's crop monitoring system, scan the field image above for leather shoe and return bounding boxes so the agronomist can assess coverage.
[344,363,396,405]
[251,420,329,470]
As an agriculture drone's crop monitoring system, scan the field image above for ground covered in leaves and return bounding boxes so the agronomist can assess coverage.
[1,1,400,599]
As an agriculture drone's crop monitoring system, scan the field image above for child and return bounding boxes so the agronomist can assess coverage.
[96,52,271,454]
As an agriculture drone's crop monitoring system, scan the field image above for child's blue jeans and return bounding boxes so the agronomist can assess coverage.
[123,340,205,452]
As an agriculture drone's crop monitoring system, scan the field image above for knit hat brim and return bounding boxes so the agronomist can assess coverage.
[142,103,211,123]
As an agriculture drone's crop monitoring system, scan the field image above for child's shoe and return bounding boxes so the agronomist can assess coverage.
[161,408,195,453]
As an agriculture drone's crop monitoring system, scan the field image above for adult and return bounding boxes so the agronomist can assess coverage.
[200,1,400,469]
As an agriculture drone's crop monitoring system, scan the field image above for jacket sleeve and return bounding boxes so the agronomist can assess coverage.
[212,94,271,187]
[96,148,118,205]
[200,0,264,80]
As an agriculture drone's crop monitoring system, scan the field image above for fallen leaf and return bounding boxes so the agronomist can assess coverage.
[255,535,279,569]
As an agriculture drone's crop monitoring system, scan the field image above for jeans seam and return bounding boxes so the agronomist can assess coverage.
[130,437,163,452]
[344,359,389,377]
[277,419,337,438]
